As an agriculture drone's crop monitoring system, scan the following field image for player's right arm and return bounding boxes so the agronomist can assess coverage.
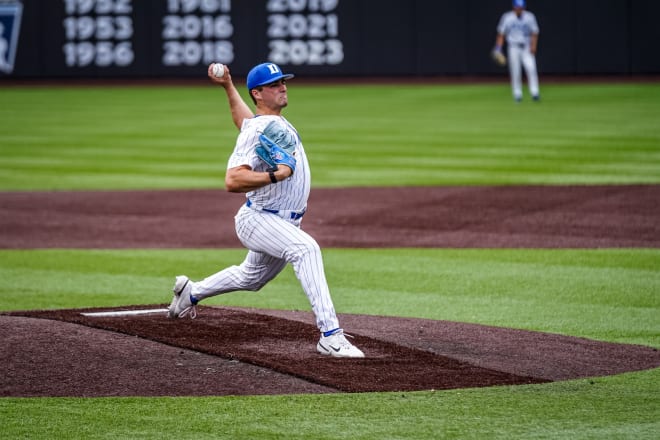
[225,165,292,193]
[495,33,505,50]
[494,13,507,51]
[207,64,254,130]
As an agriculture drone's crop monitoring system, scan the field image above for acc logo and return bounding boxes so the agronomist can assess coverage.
[272,150,284,161]
[0,0,22,74]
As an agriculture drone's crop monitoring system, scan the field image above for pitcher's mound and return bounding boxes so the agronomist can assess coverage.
[3,306,659,397]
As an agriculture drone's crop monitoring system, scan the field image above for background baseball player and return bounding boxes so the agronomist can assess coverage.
[493,0,540,102]
[167,61,365,358]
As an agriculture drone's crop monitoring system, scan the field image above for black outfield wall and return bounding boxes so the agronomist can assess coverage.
[2,0,659,79]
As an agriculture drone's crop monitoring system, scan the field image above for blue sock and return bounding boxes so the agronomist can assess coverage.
[190,295,199,305]
[323,328,340,337]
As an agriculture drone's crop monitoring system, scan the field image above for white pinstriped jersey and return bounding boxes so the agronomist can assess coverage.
[228,115,311,213]
[497,11,539,46]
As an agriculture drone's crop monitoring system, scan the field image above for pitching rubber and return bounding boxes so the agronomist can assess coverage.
[81,308,168,317]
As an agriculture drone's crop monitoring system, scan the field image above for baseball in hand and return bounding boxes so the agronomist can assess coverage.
[212,63,225,78]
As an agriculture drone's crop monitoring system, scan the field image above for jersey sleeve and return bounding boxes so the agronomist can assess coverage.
[227,122,260,170]
[529,13,539,34]
[496,13,508,34]
[227,117,277,171]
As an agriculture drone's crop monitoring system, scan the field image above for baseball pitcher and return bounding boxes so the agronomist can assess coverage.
[167,62,365,359]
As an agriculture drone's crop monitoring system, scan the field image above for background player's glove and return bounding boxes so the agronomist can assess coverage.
[491,48,507,67]
[257,134,296,173]
[262,120,297,154]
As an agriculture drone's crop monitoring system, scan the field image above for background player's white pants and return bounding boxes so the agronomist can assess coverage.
[507,45,539,100]
[189,205,340,333]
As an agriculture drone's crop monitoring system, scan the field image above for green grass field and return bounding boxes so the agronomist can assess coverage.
[1,81,659,439]
[1,82,659,190]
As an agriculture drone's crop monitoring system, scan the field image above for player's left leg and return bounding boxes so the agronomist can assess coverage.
[522,51,540,100]
[240,211,341,333]
[284,229,340,333]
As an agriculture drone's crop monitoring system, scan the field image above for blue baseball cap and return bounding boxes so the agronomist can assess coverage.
[246,62,294,90]
[513,0,526,7]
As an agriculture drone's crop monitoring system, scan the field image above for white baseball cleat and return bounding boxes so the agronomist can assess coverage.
[168,275,197,319]
[317,329,365,358]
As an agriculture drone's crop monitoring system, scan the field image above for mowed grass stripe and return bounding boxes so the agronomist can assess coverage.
[1,83,659,190]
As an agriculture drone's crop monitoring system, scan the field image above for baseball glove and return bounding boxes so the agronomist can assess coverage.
[256,134,297,173]
[491,49,507,67]
[262,120,296,154]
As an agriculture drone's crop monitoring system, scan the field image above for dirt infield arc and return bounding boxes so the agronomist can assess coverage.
[2,185,659,249]
[1,186,659,397]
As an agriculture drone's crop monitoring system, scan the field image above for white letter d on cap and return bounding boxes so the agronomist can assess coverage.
[267,63,280,74]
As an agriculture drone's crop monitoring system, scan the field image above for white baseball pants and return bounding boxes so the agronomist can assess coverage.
[189,205,340,333]
[507,45,539,100]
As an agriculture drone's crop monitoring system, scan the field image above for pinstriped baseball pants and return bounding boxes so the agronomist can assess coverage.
[508,45,539,100]
[189,205,340,333]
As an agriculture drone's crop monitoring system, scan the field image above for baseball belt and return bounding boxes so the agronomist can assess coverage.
[246,199,305,220]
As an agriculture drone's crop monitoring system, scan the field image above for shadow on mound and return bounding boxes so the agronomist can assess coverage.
[3,306,659,397]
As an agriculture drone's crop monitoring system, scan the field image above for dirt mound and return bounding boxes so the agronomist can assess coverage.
[3,306,659,397]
